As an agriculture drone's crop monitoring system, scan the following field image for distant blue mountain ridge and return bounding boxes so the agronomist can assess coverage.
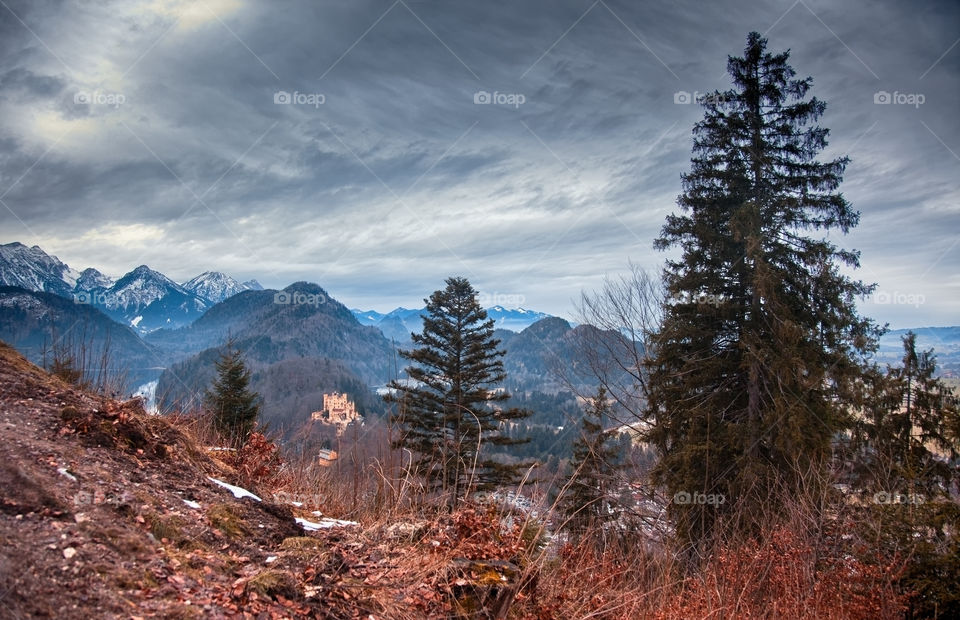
[350,305,554,338]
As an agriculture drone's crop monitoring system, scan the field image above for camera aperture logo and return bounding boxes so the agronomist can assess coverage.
[73,291,130,307]
[674,91,728,105]
[873,491,924,505]
[873,91,924,108]
[274,291,325,307]
[274,90,325,108]
[74,89,126,108]
[473,90,526,108]
[673,491,725,505]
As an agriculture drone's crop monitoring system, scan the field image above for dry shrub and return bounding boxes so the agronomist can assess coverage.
[271,423,421,522]
[515,538,671,620]
[164,411,286,491]
[517,523,909,620]
[656,526,908,620]
[221,431,287,490]
[427,503,527,563]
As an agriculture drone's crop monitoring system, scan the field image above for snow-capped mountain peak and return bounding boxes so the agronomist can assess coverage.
[182,271,251,304]
[106,265,185,312]
[0,242,259,334]
[485,305,551,330]
[0,242,76,297]
[74,267,114,292]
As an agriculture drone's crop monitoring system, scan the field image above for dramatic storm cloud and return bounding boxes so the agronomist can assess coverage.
[0,0,957,327]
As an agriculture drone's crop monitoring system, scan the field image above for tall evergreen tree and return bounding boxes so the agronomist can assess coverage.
[386,277,530,504]
[646,32,880,547]
[558,387,623,543]
[205,340,261,448]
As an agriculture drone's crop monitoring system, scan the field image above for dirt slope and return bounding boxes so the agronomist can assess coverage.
[0,342,365,618]
[0,341,532,620]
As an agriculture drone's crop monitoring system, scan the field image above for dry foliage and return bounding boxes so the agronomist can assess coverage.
[221,431,288,490]
[654,527,908,620]
[0,341,929,619]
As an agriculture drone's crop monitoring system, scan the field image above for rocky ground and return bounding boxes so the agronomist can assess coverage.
[0,342,529,619]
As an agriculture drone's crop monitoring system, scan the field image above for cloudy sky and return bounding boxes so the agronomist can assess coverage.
[0,0,957,327]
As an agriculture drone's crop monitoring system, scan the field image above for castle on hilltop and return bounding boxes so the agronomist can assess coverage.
[311,392,360,435]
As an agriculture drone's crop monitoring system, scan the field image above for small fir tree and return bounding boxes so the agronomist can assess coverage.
[205,340,261,448]
[558,387,623,543]
[852,332,959,497]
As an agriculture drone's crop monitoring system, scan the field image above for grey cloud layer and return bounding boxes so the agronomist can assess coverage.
[0,0,957,327]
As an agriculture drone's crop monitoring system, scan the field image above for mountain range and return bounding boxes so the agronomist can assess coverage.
[0,242,555,337]
[0,242,585,437]
[0,240,957,441]
[151,286,605,437]
[0,285,161,387]
[351,305,553,340]
[0,242,262,333]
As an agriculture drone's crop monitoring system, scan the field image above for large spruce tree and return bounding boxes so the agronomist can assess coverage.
[386,277,530,504]
[205,340,261,449]
[646,32,880,547]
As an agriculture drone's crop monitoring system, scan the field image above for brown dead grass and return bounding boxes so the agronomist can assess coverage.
[0,340,921,619]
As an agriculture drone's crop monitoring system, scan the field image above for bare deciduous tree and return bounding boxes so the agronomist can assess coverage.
[573,261,663,429]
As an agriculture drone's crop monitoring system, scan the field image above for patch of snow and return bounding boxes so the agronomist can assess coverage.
[265,555,278,563]
[130,315,143,327]
[183,499,201,509]
[133,380,158,414]
[62,266,81,288]
[208,477,262,502]
[295,516,358,531]
[57,468,77,482]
